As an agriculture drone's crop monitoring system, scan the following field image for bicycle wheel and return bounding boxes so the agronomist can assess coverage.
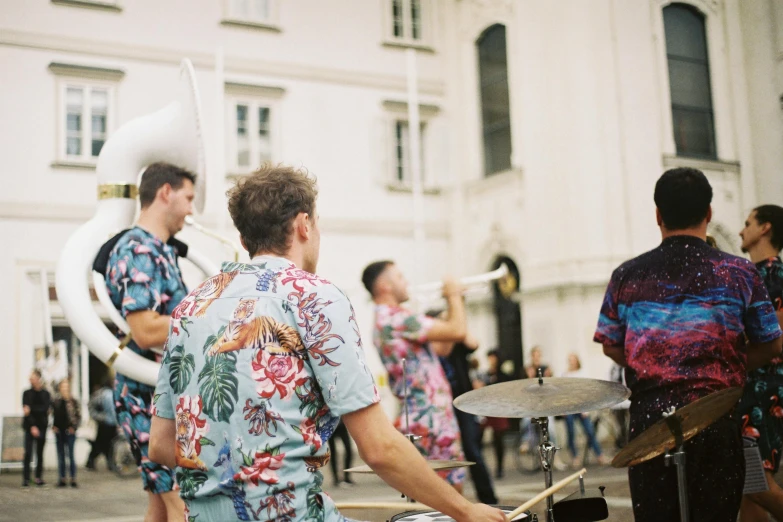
[514,422,542,474]
[111,436,138,478]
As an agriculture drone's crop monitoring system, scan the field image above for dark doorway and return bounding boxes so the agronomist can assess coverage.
[492,256,522,379]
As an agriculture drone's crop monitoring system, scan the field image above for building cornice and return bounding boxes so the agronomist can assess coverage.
[0,202,451,238]
[0,29,445,95]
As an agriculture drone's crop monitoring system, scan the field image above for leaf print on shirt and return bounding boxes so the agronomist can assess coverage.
[168,344,195,394]
[176,468,208,500]
[198,352,239,423]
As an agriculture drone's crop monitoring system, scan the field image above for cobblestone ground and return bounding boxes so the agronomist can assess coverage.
[0,457,633,521]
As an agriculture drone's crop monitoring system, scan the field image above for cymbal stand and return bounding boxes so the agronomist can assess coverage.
[532,371,558,522]
[401,358,421,503]
[663,409,690,522]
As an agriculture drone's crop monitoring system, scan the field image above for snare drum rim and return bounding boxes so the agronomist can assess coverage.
[389,505,530,521]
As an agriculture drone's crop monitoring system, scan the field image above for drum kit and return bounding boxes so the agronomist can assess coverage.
[341,362,743,522]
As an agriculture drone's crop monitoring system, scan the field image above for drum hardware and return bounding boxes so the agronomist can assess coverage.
[611,387,743,522]
[551,475,609,522]
[454,369,631,522]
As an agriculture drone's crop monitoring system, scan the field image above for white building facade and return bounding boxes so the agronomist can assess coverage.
[1,0,782,421]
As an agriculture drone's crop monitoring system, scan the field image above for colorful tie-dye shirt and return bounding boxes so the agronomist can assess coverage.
[373,304,466,486]
[105,226,188,494]
[594,236,782,403]
[154,256,380,522]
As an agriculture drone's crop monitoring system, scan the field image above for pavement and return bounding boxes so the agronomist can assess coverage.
[0,451,634,521]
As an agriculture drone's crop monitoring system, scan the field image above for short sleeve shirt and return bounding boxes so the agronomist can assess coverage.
[105,227,188,368]
[750,256,783,379]
[154,256,380,521]
[593,236,782,402]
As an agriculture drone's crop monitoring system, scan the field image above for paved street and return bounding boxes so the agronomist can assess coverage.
[0,457,632,521]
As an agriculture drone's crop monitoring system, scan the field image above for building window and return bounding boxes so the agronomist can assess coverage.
[663,3,716,159]
[222,0,279,30]
[230,102,272,173]
[477,24,512,177]
[60,84,112,164]
[385,0,430,47]
[393,120,426,185]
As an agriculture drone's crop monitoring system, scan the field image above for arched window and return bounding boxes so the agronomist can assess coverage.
[663,3,716,159]
[477,24,512,176]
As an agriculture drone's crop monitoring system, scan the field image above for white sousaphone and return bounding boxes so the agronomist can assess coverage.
[56,59,222,386]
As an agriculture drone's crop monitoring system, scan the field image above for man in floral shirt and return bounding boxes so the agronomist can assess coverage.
[105,162,195,520]
[738,204,783,521]
[150,165,505,522]
[362,261,471,491]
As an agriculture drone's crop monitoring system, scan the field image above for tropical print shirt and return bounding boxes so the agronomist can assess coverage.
[749,256,783,378]
[594,236,782,405]
[373,304,466,485]
[106,226,189,371]
[154,256,380,522]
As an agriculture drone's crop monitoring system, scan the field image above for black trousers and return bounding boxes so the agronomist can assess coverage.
[87,422,115,467]
[328,422,353,484]
[629,399,744,522]
[23,427,47,482]
[455,408,498,504]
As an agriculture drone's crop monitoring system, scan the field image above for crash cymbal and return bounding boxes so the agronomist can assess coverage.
[612,387,743,468]
[453,377,631,418]
[344,460,475,474]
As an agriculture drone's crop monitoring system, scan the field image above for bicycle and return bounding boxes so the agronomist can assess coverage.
[110,430,138,478]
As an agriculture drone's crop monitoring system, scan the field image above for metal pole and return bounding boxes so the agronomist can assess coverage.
[405,48,425,287]
[672,449,690,522]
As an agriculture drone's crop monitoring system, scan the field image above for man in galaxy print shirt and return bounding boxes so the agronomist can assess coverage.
[737,204,783,521]
[594,168,783,522]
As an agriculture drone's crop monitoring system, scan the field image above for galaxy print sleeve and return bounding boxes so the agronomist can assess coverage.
[742,264,782,344]
[594,268,626,347]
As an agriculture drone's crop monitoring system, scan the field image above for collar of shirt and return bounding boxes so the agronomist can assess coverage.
[132,225,166,247]
[660,235,708,248]
[247,254,297,272]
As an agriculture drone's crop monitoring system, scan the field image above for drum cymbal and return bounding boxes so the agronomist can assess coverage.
[612,387,743,468]
[453,377,631,418]
[344,460,475,474]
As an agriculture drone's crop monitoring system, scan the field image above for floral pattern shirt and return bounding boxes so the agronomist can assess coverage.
[373,304,466,485]
[154,256,380,522]
[106,226,189,368]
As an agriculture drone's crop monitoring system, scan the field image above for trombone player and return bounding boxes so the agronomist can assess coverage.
[102,162,193,521]
[362,260,471,490]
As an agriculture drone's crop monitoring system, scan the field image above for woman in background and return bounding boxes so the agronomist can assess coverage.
[52,379,81,487]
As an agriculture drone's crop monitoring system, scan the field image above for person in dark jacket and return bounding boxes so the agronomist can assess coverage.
[430,310,499,505]
[22,369,51,487]
[52,379,81,487]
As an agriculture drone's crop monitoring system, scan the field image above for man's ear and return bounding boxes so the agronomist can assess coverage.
[706,205,712,225]
[656,208,663,227]
[157,183,173,204]
[760,221,772,237]
[294,212,310,241]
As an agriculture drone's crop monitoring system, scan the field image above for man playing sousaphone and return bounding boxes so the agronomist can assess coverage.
[103,162,195,521]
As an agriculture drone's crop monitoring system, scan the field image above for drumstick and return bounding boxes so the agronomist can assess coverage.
[335,501,430,511]
[506,468,587,521]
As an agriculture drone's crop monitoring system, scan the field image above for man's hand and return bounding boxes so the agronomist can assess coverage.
[463,333,479,351]
[23,405,30,416]
[67,428,75,435]
[461,504,508,522]
[31,426,40,439]
[441,277,464,298]
[52,427,59,434]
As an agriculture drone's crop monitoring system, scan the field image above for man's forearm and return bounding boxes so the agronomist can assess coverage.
[747,337,783,371]
[445,295,467,338]
[362,430,472,520]
[127,311,172,349]
[603,345,627,367]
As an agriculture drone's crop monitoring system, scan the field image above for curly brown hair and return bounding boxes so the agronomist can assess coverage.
[227,164,318,257]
